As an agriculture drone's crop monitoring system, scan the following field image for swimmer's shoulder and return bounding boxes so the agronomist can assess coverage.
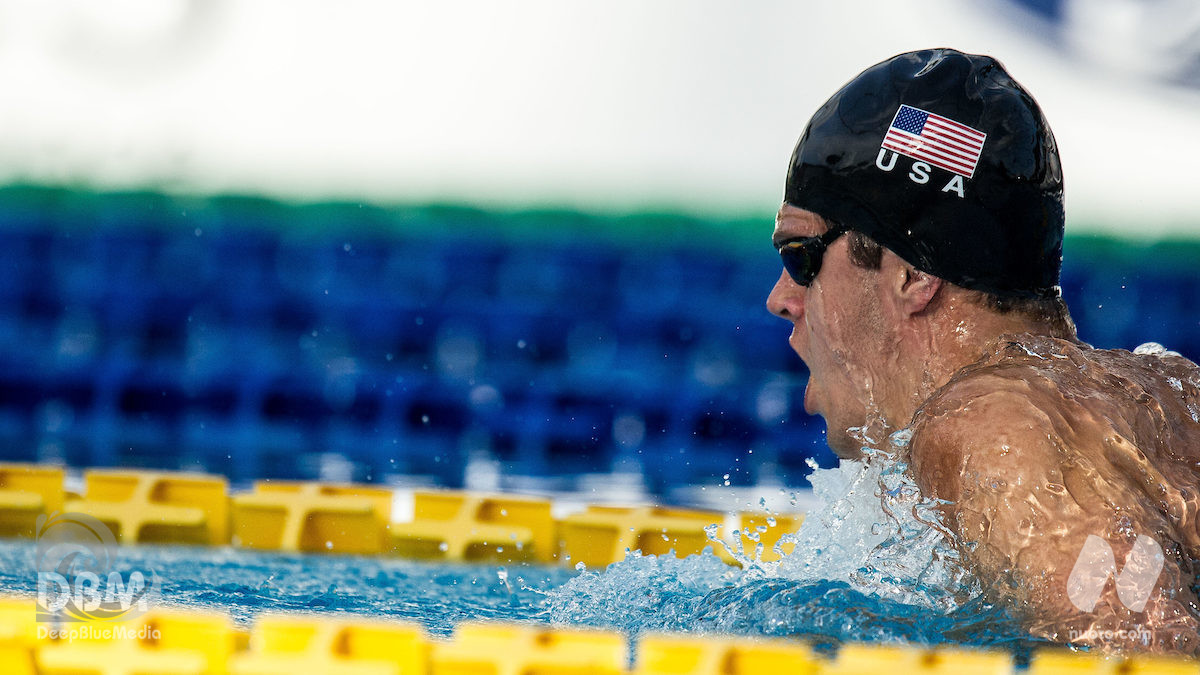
[909,381,1062,502]
[908,335,1086,501]
[909,333,1200,499]
[914,334,1081,425]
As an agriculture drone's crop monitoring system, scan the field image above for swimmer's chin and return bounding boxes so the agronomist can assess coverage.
[821,428,860,460]
[803,380,819,416]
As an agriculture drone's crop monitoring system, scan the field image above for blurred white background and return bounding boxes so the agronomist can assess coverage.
[0,0,1197,237]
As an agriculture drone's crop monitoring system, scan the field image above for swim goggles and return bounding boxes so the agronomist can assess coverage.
[776,227,846,286]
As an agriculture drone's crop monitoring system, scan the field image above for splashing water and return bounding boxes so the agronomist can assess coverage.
[545,429,1034,649]
[770,429,977,612]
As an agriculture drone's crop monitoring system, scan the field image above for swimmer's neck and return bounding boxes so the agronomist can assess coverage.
[877,291,1076,430]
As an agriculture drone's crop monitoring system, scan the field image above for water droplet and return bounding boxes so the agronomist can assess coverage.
[1135,342,1166,356]
[1134,342,1180,357]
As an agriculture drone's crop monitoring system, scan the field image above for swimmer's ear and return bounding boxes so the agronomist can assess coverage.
[898,266,943,316]
[882,252,943,317]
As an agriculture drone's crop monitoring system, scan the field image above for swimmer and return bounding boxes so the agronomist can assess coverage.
[767,48,1200,654]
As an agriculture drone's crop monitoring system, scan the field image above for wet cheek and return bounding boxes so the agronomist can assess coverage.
[811,304,852,365]
[800,305,830,360]
[804,292,830,337]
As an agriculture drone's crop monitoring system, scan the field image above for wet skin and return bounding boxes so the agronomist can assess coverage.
[766,206,898,456]
[767,204,1200,654]
[911,337,1200,652]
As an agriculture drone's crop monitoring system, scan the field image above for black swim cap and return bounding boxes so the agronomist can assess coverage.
[784,48,1063,298]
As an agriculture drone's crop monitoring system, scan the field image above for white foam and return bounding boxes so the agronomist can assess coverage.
[722,429,979,612]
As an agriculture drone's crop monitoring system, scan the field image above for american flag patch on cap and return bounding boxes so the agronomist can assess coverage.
[881,105,986,178]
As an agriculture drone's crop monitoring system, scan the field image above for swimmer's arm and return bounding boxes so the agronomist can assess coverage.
[910,389,1200,654]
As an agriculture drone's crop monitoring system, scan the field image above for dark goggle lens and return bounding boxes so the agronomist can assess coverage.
[776,228,844,286]
[779,241,820,285]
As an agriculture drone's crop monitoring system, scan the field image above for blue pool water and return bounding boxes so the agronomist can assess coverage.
[0,541,1042,653]
[1,538,571,634]
[0,438,1055,660]
[0,539,572,636]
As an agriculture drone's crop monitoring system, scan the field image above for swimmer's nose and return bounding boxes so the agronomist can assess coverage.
[766,268,805,320]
